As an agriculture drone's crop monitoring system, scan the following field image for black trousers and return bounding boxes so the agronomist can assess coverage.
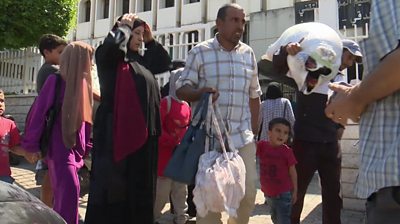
[291,140,342,224]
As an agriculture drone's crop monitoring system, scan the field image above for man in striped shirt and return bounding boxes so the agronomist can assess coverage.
[326,1,400,223]
[176,3,262,224]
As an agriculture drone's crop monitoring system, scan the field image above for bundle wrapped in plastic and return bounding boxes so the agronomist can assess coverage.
[193,95,246,218]
[262,22,343,95]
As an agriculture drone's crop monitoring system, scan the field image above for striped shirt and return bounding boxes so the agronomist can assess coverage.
[259,98,295,141]
[176,36,262,149]
[354,0,400,199]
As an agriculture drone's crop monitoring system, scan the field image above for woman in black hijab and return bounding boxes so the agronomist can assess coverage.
[85,14,171,224]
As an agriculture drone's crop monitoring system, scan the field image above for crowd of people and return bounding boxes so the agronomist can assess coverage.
[1,1,399,224]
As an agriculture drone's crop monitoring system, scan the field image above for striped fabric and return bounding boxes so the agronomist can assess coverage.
[259,98,295,141]
[354,0,400,199]
[176,36,262,149]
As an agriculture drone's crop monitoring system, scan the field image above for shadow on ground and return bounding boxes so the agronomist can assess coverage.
[252,202,271,216]
[299,203,323,224]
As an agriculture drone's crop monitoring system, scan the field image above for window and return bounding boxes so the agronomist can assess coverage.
[212,26,218,36]
[103,0,109,19]
[116,0,129,15]
[168,34,174,58]
[160,0,174,8]
[122,0,129,14]
[169,34,174,45]
[185,0,200,3]
[187,31,198,51]
[138,0,152,12]
[85,0,91,22]
[158,35,166,45]
[166,0,174,7]
[241,24,249,44]
[144,0,151,11]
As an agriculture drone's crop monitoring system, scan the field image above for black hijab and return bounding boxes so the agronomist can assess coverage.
[265,82,283,99]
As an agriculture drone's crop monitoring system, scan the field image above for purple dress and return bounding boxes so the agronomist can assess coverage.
[22,74,92,224]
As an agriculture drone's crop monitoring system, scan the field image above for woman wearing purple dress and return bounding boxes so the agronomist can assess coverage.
[22,41,94,224]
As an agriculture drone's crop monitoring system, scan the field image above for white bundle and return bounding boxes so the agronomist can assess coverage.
[262,22,343,95]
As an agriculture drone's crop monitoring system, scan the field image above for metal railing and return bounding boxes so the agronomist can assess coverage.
[0,47,43,94]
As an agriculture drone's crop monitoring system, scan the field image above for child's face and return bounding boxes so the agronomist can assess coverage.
[268,123,290,147]
[44,45,66,65]
[0,93,5,116]
[129,26,144,52]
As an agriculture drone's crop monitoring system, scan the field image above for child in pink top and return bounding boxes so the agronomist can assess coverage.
[257,117,297,224]
[0,89,31,184]
[154,68,191,224]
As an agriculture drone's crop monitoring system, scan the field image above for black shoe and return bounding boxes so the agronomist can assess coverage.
[9,153,20,166]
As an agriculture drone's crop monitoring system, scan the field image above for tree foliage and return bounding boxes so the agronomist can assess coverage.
[0,0,78,49]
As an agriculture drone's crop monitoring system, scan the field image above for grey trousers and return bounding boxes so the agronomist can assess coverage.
[366,186,400,224]
[154,176,188,224]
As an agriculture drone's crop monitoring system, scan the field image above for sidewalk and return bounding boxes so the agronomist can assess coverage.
[11,159,365,224]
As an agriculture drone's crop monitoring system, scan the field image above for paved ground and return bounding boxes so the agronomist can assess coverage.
[11,159,365,224]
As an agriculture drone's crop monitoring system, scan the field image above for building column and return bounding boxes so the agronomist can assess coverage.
[316,0,339,30]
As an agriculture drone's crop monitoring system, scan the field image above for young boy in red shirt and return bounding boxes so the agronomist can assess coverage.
[257,117,297,224]
[0,89,31,184]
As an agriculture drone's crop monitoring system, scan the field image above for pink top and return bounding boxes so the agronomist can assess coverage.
[158,96,191,176]
[0,117,20,176]
[257,141,297,197]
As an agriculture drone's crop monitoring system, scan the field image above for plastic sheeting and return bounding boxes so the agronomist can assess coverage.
[262,22,343,95]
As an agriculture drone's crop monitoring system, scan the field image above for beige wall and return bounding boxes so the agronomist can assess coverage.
[4,94,36,131]
[341,123,365,211]
[249,7,295,60]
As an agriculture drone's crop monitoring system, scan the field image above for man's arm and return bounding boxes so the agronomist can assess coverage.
[326,47,400,125]
[249,97,261,135]
[176,84,219,103]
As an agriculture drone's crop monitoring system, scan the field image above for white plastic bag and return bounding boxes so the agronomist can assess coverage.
[262,22,343,95]
[193,96,246,218]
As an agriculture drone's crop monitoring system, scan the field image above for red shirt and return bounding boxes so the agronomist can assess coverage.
[0,117,20,176]
[256,141,297,197]
[158,97,191,176]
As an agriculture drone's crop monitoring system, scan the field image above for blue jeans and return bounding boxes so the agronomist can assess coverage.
[0,176,15,184]
[266,191,292,224]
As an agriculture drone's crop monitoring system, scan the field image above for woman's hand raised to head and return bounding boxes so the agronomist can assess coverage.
[118,13,138,30]
[143,23,154,44]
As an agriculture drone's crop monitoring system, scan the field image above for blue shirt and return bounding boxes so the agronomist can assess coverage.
[355,0,400,198]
